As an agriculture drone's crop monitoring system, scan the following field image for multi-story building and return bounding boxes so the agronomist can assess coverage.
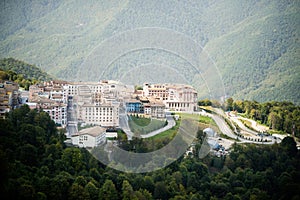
[77,102,120,127]
[29,84,45,101]
[143,83,198,112]
[126,99,142,113]
[30,81,68,103]
[126,96,165,118]
[29,96,67,127]
[69,80,134,128]
[49,85,65,103]
[0,81,20,119]
[143,83,168,100]
[149,101,165,118]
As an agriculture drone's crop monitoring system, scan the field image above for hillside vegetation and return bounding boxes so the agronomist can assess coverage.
[0,58,52,81]
[0,0,299,103]
[0,58,52,89]
[1,105,299,199]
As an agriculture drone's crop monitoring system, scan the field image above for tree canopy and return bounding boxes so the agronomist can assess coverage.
[0,105,299,199]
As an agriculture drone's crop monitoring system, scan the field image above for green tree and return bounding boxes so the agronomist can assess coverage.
[85,182,99,200]
[122,180,137,200]
[134,189,153,200]
[74,176,87,187]
[280,137,297,156]
[61,148,84,172]
[99,180,118,200]
[142,175,155,193]
[225,97,234,111]
[154,181,169,200]
[68,183,90,200]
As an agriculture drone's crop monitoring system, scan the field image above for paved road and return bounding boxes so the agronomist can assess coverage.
[208,108,277,144]
[140,114,175,138]
[230,116,259,136]
[118,105,137,140]
[210,114,238,139]
[66,98,78,137]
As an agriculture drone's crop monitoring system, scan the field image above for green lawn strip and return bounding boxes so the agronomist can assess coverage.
[145,120,180,140]
[128,116,166,135]
[175,112,216,126]
[146,114,213,141]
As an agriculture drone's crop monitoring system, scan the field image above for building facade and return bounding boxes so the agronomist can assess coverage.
[71,126,106,148]
[0,81,20,119]
[29,96,67,127]
[77,102,120,127]
[143,83,198,112]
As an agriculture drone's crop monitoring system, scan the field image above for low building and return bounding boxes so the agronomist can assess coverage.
[71,126,106,148]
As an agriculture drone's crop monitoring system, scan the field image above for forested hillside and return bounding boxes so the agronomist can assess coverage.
[0,0,299,103]
[0,58,52,81]
[0,58,52,89]
[0,105,299,199]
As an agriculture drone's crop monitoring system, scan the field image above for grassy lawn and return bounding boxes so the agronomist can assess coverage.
[145,113,214,141]
[175,112,216,125]
[128,115,166,135]
[148,120,180,140]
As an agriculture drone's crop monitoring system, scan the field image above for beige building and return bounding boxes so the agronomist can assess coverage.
[29,82,68,103]
[70,80,134,128]
[142,97,166,118]
[0,81,20,119]
[29,96,67,127]
[65,80,129,99]
[29,84,45,101]
[77,102,120,127]
[143,83,198,112]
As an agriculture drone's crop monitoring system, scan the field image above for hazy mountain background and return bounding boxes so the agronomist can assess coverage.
[0,0,299,103]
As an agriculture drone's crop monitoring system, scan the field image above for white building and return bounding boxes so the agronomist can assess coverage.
[43,103,67,127]
[71,126,106,148]
[65,80,129,98]
[77,102,120,127]
[71,80,129,128]
[29,96,67,127]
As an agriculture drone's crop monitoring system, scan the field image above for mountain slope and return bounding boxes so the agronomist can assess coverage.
[205,8,299,103]
[0,0,299,103]
[0,58,52,81]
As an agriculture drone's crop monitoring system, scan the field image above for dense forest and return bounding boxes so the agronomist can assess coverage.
[199,98,300,138]
[0,58,52,80]
[0,105,299,199]
[0,58,52,89]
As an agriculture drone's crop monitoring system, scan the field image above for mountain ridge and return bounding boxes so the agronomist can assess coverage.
[0,0,299,104]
